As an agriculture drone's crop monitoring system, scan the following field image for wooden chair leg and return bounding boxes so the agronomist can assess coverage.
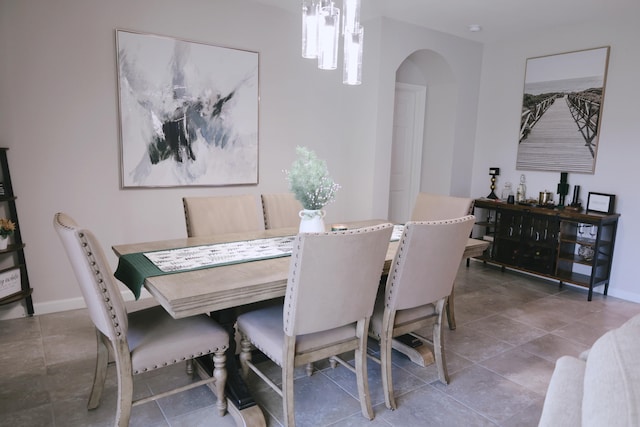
[434,299,450,384]
[305,362,314,376]
[88,329,109,410]
[213,350,228,416]
[113,340,133,427]
[282,337,296,427]
[380,332,397,410]
[355,324,374,420]
[446,285,456,330]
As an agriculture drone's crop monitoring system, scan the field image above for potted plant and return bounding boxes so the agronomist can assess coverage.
[0,218,15,250]
[285,146,340,232]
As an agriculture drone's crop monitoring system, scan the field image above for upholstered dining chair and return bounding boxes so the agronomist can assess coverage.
[261,192,311,374]
[182,194,264,237]
[368,216,475,410]
[53,212,229,426]
[261,193,303,229]
[236,223,394,427]
[410,192,474,330]
[410,192,474,221]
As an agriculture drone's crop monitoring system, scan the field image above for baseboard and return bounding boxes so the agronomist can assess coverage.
[0,288,153,320]
[607,288,640,303]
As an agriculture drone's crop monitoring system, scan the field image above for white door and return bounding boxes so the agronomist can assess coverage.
[388,83,426,223]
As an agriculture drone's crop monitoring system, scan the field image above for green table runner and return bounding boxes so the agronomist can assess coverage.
[114,235,297,299]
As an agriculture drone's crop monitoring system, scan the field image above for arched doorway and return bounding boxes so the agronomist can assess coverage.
[387,50,458,224]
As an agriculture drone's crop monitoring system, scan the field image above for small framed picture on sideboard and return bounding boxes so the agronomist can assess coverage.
[586,192,615,214]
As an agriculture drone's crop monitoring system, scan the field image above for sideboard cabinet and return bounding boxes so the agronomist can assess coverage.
[472,198,619,301]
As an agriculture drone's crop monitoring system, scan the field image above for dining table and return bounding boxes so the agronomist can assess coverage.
[112,219,489,427]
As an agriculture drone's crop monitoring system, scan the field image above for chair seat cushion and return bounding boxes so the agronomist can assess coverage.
[237,305,357,366]
[128,306,229,374]
[369,296,436,338]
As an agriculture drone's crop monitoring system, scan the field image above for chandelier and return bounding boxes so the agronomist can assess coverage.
[301,0,363,85]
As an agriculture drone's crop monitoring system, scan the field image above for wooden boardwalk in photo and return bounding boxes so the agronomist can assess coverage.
[517,98,595,173]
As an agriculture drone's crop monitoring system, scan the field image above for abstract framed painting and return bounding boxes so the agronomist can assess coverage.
[517,46,610,174]
[116,30,259,188]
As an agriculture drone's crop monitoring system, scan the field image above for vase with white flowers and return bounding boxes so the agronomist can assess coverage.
[0,218,15,250]
[285,146,341,233]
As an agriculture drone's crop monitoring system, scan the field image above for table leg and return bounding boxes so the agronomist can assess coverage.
[196,308,266,427]
[194,357,265,427]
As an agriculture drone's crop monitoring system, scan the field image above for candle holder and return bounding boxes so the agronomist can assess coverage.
[566,184,582,211]
[487,167,500,199]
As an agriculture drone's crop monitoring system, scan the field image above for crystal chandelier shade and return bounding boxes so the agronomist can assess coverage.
[301,0,319,58]
[343,24,363,85]
[301,0,363,85]
[317,2,340,70]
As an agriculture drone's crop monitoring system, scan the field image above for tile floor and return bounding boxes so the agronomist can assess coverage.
[2,261,639,427]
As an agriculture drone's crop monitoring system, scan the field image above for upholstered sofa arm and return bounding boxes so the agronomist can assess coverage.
[582,315,640,427]
[538,355,585,427]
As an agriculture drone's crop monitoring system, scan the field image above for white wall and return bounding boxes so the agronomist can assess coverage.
[473,14,640,301]
[0,0,484,317]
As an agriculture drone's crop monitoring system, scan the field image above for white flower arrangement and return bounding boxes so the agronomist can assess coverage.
[285,146,341,210]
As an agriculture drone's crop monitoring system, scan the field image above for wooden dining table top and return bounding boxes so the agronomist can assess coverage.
[112,220,489,319]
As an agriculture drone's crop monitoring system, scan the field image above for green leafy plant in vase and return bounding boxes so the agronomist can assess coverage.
[285,146,340,232]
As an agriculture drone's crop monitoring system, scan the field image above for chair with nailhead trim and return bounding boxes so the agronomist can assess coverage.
[53,212,229,427]
[183,195,264,237]
[368,216,475,410]
[237,224,394,427]
[261,193,303,230]
[410,192,474,330]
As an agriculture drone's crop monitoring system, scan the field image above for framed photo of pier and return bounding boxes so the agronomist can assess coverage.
[516,46,610,174]
[116,30,259,188]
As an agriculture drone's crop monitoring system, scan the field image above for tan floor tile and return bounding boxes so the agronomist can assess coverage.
[1,264,638,427]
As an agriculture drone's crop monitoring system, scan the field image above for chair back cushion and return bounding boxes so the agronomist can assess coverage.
[183,195,264,237]
[53,212,128,341]
[386,216,475,311]
[410,192,473,221]
[261,193,303,229]
[283,223,394,336]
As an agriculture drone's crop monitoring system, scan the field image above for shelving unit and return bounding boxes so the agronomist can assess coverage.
[472,198,619,301]
[556,218,618,300]
[469,203,496,261]
[0,148,34,315]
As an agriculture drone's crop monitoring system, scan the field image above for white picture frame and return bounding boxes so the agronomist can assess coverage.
[0,267,22,300]
[116,30,260,188]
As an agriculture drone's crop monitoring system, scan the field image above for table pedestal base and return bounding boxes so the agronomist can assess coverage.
[392,337,435,367]
[205,307,268,427]
[194,358,266,427]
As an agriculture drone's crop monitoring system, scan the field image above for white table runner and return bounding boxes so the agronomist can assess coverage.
[145,225,404,273]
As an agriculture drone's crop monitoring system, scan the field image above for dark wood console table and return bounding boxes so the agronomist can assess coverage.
[472,198,620,300]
